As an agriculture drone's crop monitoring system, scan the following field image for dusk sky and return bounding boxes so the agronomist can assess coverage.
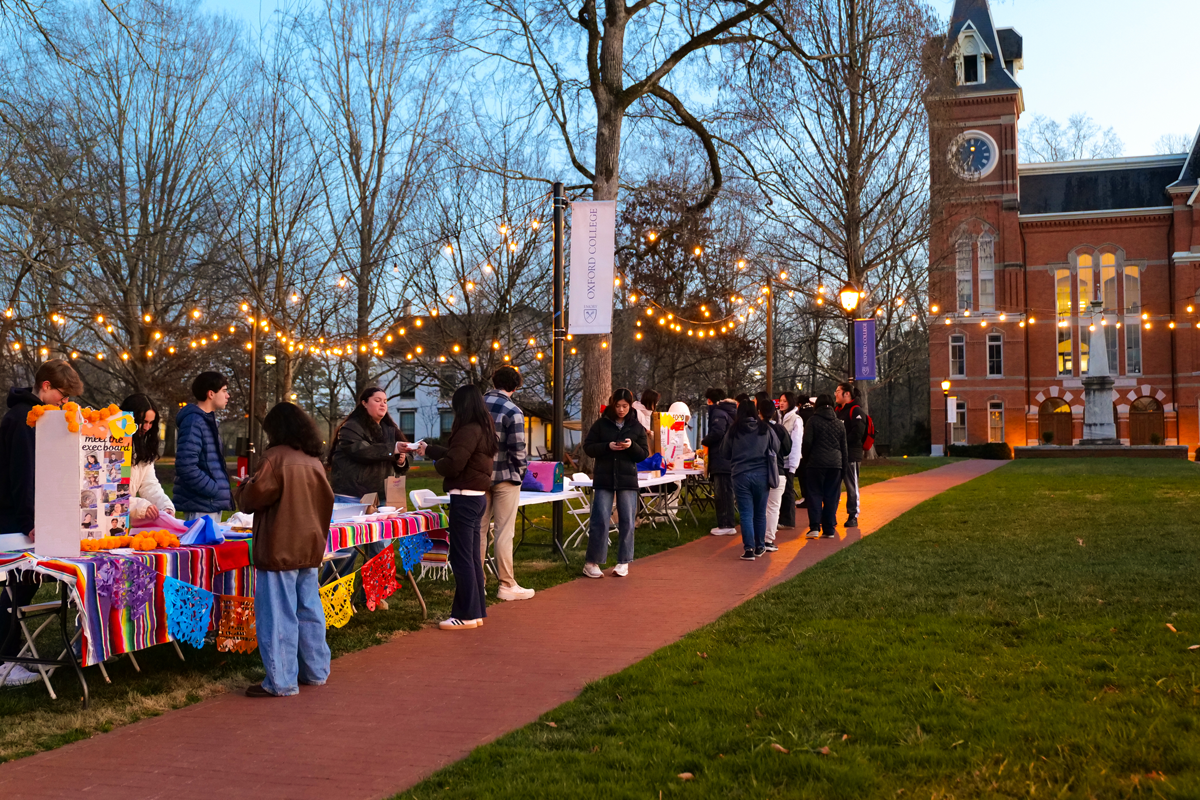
[207,0,1199,158]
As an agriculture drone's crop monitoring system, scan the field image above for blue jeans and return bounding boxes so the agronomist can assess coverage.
[734,469,769,551]
[254,568,331,696]
[585,488,637,565]
[806,468,843,536]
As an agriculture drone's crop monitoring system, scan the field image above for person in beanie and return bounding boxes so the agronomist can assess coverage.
[835,382,867,528]
[481,366,533,601]
[236,402,334,698]
[700,388,738,536]
[1,360,83,687]
[802,394,849,539]
[174,372,233,522]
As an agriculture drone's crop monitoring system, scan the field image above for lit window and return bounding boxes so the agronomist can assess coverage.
[1077,254,1094,312]
[952,400,967,444]
[1055,269,1072,317]
[988,401,1004,443]
[956,240,972,311]
[1057,325,1073,376]
[950,333,966,377]
[978,234,995,311]
[987,333,1002,376]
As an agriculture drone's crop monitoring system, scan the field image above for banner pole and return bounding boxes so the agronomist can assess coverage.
[551,182,567,565]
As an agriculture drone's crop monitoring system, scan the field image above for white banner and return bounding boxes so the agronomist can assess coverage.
[568,201,616,335]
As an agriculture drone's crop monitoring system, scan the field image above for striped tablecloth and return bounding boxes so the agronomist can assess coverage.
[0,541,253,667]
[325,509,447,555]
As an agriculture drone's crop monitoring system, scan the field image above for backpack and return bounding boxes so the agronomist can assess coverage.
[850,404,876,453]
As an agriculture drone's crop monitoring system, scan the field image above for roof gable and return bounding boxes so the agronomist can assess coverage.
[1169,125,1200,190]
[947,0,1022,94]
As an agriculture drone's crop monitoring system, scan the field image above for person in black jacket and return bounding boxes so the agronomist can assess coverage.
[581,388,649,579]
[1,359,83,687]
[721,399,779,560]
[700,388,738,536]
[835,382,867,528]
[756,391,792,552]
[802,394,849,539]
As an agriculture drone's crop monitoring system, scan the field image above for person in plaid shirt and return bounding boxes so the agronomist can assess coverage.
[481,366,534,600]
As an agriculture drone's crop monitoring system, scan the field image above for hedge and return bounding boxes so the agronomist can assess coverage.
[947,442,1013,460]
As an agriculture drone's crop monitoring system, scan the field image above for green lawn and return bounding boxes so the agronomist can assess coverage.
[1,459,947,763]
[395,459,1200,799]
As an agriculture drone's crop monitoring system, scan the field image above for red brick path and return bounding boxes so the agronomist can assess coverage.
[0,459,1004,799]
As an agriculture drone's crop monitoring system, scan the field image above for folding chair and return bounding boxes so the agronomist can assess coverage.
[562,477,592,549]
[409,489,451,581]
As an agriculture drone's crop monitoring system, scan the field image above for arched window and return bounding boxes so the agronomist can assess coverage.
[956,240,972,311]
[1056,268,1072,376]
[1125,265,1142,374]
[978,233,995,310]
[1038,398,1073,445]
[1100,253,1118,311]
[1077,253,1094,312]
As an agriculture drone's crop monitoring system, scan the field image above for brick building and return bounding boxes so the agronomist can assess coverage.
[928,0,1200,450]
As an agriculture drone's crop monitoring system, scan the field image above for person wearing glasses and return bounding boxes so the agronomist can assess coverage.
[120,394,175,522]
[1,359,84,687]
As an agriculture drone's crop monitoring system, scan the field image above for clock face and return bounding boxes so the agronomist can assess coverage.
[950,131,998,180]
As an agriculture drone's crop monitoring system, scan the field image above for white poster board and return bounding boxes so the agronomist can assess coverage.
[568,200,616,335]
[35,409,134,557]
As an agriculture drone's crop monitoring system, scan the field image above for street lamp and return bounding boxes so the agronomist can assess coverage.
[839,282,863,314]
[941,380,952,456]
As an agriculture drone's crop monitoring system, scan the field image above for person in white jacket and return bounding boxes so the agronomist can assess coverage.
[121,394,175,522]
[777,391,805,529]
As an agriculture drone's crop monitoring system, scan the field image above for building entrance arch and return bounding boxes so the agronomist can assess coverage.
[1129,397,1165,445]
[1038,398,1073,445]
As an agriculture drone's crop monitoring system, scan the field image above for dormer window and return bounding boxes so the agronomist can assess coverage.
[955,26,989,86]
[962,54,979,83]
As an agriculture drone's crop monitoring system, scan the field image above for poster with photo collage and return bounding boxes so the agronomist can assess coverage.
[79,415,133,538]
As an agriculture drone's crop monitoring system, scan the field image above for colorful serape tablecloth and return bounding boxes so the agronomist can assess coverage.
[0,541,254,667]
[325,509,447,556]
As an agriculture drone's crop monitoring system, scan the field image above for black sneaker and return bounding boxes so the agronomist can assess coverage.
[753,546,766,557]
[763,543,779,553]
[845,517,859,528]
[740,549,756,561]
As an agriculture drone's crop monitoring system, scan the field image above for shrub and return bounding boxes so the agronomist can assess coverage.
[1041,431,1054,444]
[947,442,1014,460]
[1149,433,1163,445]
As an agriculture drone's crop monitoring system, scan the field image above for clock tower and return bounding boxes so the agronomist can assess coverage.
[928,0,1025,452]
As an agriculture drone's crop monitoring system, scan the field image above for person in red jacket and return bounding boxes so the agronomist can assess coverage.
[418,385,497,631]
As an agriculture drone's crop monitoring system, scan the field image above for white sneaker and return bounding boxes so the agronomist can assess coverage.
[2,664,41,687]
[710,527,737,536]
[612,563,629,577]
[438,617,479,630]
[805,529,822,540]
[497,584,536,601]
[376,598,389,611]
[583,563,604,579]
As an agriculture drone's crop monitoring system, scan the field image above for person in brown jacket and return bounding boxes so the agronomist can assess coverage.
[234,402,335,697]
[418,384,496,630]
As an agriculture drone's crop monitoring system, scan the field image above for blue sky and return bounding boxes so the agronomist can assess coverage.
[206,0,1199,157]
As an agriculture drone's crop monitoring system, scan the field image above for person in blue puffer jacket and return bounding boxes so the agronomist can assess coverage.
[174,372,233,521]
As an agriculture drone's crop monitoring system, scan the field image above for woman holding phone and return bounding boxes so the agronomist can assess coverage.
[581,388,649,578]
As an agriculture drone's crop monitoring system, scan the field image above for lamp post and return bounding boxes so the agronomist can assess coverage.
[839,281,863,379]
[941,379,951,456]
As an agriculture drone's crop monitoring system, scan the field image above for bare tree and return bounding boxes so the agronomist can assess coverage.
[1155,132,1194,155]
[305,0,444,396]
[464,0,780,452]
[1019,112,1124,163]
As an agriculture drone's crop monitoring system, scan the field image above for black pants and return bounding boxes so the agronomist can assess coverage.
[1,577,39,659]
[712,472,737,529]
[805,468,842,536]
[779,470,797,528]
[448,494,488,622]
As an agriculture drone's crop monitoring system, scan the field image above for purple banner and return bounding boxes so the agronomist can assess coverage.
[852,318,877,381]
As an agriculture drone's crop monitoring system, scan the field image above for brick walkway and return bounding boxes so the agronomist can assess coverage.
[0,459,1003,799]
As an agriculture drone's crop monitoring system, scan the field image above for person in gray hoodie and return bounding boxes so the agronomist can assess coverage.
[720,400,779,560]
[801,394,849,539]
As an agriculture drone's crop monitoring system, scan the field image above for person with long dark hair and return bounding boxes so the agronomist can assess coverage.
[417,385,497,630]
[756,391,791,552]
[581,388,649,578]
[721,399,779,560]
[632,389,661,453]
[802,394,849,539]
[120,394,175,522]
[235,402,334,697]
[777,391,804,526]
[324,387,410,607]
